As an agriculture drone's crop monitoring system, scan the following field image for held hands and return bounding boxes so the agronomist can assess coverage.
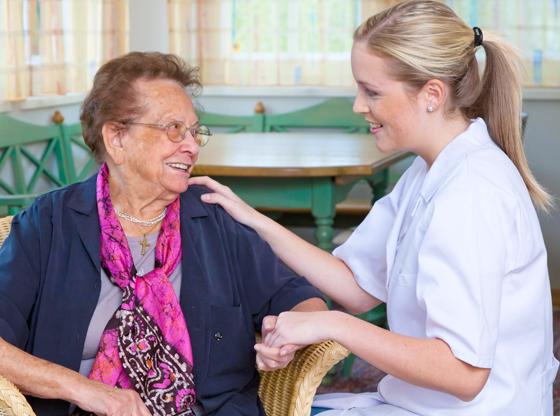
[255,312,333,371]
[188,176,259,229]
[255,316,301,371]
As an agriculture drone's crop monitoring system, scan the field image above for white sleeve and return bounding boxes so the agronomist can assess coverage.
[333,195,395,302]
[416,174,514,368]
[333,160,420,303]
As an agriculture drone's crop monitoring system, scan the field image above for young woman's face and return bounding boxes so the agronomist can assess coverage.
[351,41,425,153]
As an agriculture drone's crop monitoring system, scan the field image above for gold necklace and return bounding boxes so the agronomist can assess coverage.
[136,223,160,256]
[139,234,151,256]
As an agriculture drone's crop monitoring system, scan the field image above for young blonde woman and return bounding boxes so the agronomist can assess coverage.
[190,1,558,414]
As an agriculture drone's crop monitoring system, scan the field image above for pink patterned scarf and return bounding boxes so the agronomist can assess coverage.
[88,163,196,415]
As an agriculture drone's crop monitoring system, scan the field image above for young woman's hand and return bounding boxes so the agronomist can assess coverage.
[188,176,261,228]
[263,311,334,352]
[254,316,302,371]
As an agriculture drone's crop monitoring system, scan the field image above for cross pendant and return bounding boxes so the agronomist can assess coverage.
[139,234,150,256]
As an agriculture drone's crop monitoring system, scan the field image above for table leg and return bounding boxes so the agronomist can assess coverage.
[367,168,389,204]
[311,178,335,251]
[314,216,334,251]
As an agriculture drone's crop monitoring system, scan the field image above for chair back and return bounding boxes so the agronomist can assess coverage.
[198,112,264,133]
[264,98,368,133]
[521,112,528,141]
[59,122,98,182]
[0,115,70,197]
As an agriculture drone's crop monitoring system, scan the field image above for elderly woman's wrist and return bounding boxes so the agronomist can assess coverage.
[56,371,87,407]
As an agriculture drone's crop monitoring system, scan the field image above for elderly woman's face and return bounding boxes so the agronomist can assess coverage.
[120,78,199,197]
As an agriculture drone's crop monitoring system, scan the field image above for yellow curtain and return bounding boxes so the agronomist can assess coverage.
[0,0,28,100]
[0,0,129,101]
[450,0,560,87]
[168,0,397,87]
[168,0,560,87]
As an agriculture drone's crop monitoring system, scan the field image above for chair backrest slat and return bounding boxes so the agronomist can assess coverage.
[59,122,98,182]
[264,98,368,133]
[198,112,264,133]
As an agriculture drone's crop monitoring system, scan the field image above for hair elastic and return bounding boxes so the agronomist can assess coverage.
[473,26,483,47]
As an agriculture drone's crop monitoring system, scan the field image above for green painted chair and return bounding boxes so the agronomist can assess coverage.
[58,121,98,183]
[0,114,71,214]
[521,112,528,141]
[198,107,265,133]
[264,97,368,133]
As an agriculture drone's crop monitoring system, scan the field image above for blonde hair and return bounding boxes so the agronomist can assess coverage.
[354,0,552,211]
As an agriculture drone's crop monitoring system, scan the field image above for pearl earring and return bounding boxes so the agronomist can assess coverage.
[427,105,434,113]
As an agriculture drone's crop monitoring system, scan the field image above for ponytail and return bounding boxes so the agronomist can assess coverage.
[473,39,553,211]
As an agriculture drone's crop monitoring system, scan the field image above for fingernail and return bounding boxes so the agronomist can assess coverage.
[201,194,210,201]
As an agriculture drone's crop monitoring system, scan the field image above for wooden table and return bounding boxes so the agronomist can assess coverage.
[193,133,409,250]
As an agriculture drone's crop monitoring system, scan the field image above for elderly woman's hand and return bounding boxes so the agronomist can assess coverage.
[74,379,151,416]
[254,343,300,372]
[188,176,261,229]
[254,316,301,372]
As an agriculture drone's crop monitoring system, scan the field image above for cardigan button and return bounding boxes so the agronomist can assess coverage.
[214,331,223,341]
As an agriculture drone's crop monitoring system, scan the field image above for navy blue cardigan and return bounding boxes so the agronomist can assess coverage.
[0,174,322,415]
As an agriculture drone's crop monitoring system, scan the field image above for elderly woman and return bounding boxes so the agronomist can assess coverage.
[0,52,325,416]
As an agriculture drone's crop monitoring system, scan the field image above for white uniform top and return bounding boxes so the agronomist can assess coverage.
[333,118,558,415]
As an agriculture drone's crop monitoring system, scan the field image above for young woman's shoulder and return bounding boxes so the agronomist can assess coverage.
[461,145,532,212]
[435,118,532,216]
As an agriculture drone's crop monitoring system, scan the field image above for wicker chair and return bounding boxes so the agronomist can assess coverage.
[0,215,348,416]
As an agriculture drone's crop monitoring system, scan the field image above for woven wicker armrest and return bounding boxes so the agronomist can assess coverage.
[258,340,349,416]
[0,216,13,246]
[0,375,36,416]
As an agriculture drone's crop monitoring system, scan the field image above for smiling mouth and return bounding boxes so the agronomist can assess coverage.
[369,122,383,129]
[166,162,191,172]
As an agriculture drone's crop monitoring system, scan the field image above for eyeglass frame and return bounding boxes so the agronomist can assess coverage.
[123,120,212,147]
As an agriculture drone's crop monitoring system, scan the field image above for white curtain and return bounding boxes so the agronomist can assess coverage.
[0,0,129,101]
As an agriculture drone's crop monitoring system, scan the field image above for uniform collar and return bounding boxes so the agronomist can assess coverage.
[418,118,494,202]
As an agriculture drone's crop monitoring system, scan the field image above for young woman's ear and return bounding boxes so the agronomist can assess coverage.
[422,79,446,113]
[102,122,126,165]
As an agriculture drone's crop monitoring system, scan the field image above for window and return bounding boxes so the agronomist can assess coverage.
[449,0,560,86]
[0,0,129,101]
[169,0,560,88]
[169,0,397,86]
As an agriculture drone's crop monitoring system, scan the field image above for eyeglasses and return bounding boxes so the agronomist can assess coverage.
[125,120,212,146]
